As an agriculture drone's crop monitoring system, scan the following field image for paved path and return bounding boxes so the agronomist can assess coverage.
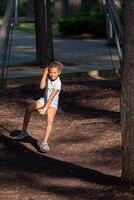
[0,30,120,78]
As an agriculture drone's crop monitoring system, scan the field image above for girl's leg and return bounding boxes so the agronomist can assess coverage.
[22,101,43,132]
[44,107,57,142]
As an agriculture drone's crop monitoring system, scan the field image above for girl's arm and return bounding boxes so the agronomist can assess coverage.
[39,89,58,115]
[40,67,48,89]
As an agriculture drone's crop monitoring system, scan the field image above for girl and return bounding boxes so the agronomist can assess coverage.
[17,61,63,152]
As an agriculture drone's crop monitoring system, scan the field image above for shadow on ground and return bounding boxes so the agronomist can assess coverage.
[0,77,124,199]
[0,127,120,186]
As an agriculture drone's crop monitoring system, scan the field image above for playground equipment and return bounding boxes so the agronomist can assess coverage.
[105,0,123,64]
[0,0,16,89]
[0,0,123,89]
[0,0,49,89]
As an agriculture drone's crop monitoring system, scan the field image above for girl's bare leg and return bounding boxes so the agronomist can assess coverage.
[22,101,43,131]
[44,107,57,142]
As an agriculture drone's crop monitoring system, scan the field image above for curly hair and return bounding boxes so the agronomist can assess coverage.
[48,61,64,72]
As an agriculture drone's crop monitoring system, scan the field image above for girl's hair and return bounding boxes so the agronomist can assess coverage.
[48,61,64,72]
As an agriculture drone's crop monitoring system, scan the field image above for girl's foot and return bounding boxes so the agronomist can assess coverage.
[37,140,49,152]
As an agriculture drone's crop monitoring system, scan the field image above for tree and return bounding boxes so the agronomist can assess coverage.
[69,0,81,13]
[34,0,54,66]
[121,0,134,183]
[55,0,69,18]
[27,0,34,21]
[55,0,82,18]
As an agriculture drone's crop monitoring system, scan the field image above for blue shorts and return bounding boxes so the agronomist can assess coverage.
[38,97,58,110]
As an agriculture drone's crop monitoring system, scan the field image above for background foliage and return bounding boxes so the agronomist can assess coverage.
[0,0,106,38]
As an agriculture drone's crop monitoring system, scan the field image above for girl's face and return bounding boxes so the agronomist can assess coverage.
[48,67,60,81]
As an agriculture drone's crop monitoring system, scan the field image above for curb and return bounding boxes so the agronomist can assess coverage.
[6,68,120,81]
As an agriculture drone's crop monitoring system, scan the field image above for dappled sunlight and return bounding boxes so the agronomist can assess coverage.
[5,31,120,69]
[12,45,36,50]
[99,55,119,62]
[0,72,121,199]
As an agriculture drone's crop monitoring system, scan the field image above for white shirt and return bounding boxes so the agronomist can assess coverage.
[44,76,61,107]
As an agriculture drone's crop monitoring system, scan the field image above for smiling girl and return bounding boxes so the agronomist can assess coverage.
[16,61,64,152]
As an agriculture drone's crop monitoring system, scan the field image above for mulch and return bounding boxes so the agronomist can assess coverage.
[0,74,133,200]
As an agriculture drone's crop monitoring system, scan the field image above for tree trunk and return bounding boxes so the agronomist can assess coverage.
[27,0,34,21]
[69,0,81,13]
[34,0,54,66]
[121,0,134,183]
[55,0,69,18]
[55,0,82,17]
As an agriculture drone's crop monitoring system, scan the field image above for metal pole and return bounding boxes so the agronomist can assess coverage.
[114,30,123,63]
[44,0,48,66]
[106,13,113,45]
[105,0,123,64]
[0,0,16,89]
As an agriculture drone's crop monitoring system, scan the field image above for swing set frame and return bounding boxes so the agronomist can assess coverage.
[0,0,49,89]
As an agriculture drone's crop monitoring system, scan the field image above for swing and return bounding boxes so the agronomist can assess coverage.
[0,0,16,89]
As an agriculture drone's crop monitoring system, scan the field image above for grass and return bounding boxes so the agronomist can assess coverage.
[0,18,3,25]
[15,22,35,34]
[15,22,60,37]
